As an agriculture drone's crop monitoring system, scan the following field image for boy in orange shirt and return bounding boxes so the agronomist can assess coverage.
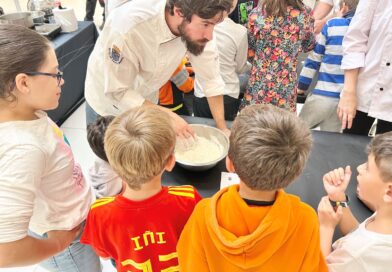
[177,104,327,271]
[81,106,201,271]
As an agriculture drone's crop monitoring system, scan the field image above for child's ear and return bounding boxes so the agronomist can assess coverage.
[165,154,176,172]
[340,3,349,15]
[14,73,31,95]
[383,183,392,203]
[225,156,236,173]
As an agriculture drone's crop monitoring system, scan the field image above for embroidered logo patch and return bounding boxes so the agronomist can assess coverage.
[109,45,123,64]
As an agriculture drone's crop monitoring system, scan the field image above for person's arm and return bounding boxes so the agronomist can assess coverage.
[206,95,228,132]
[338,0,377,129]
[317,196,343,256]
[298,23,327,92]
[0,227,80,268]
[143,100,194,138]
[337,68,359,129]
[189,38,228,133]
[234,26,250,74]
[313,1,334,20]
[0,146,79,267]
[322,166,359,235]
[313,0,334,34]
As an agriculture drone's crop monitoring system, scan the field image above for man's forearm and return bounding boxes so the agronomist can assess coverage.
[313,2,333,19]
[206,95,227,130]
[343,68,359,94]
[0,236,62,268]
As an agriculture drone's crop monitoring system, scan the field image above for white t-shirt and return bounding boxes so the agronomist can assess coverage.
[85,0,224,116]
[194,17,250,99]
[327,214,392,271]
[0,112,94,243]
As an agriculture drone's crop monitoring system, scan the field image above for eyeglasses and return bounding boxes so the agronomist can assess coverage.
[25,71,64,86]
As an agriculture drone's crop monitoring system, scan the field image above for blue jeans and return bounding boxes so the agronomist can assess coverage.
[30,224,101,272]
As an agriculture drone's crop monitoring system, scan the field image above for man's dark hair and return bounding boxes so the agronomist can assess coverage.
[166,0,233,21]
[87,116,115,162]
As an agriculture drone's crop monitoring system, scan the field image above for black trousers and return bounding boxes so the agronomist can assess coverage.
[343,110,392,136]
[84,0,105,21]
[193,95,240,121]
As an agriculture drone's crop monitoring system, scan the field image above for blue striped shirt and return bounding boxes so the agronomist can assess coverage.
[298,15,353,98]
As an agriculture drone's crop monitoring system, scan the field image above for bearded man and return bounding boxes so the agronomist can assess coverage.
[85,0,234,138]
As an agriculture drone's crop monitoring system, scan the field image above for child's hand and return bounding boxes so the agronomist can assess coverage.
[323,165,351,201]
[318,196,343,229]
[47,224,82,252]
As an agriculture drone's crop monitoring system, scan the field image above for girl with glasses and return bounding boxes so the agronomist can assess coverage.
[0,25,101,271]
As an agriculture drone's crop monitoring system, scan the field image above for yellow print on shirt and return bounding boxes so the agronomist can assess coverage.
[131,231,166,251]
[121,252,179,272]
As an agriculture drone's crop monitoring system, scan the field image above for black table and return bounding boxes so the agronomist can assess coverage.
[46,21,98,125]
[162,116,372,238]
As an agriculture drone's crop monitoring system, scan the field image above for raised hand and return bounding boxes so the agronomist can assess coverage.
[323,165,351,201]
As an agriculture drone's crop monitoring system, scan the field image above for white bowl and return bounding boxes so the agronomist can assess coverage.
[175,124,229,171]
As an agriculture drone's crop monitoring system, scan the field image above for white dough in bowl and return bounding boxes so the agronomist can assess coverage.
[175,135,223,164]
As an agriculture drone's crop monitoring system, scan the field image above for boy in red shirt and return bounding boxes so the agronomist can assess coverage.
[81,106,201,271]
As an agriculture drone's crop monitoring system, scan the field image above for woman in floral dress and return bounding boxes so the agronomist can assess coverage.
[242,0,315,112]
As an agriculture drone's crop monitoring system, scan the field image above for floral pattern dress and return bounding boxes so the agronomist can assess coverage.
[241,6,315,112]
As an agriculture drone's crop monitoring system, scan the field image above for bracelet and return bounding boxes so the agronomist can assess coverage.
[329,194,350,208]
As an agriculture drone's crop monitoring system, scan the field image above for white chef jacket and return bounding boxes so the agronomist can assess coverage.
[341,0,392,122]
[85,0,224,116]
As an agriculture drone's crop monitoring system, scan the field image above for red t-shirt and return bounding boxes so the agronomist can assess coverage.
[81,185,201,272]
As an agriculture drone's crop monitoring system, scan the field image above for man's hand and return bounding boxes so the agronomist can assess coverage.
[337,90,357,130]
[323,166,351,201]
[318,196,343,229]
[46,224,82,253]
[221,127,231,138]
[297,89,306,95]
[171,113,195,139]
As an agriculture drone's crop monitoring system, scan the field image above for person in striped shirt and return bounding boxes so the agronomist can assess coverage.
[297,0,358,133]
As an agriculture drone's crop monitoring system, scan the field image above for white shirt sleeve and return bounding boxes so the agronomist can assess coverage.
[103,31,146,111]
[0,145,45,243]
[235,29,250,74]
[188,38,225,97]
[341,0,377,70]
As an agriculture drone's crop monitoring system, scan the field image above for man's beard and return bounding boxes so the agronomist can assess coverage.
[178,20,209,56]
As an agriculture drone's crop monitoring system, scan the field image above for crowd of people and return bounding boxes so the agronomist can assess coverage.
[0,0,391,271]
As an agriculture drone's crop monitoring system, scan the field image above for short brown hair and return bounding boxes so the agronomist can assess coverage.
[0,25,50,102]
[342,0,359,10]
[367,131,392,182]
[104,107,176,190]
[260,0,305,17]
[87,116,115,162]
[229,104,312,190]
[166,0,233,21]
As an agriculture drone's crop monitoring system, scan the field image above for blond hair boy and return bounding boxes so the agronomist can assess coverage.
[81,106,201,272]
[177,104,327,271]
[318,131,392,271]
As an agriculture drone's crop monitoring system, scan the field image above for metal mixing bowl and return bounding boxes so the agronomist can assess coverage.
[175,124,229,171]
[0,12,34,28]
